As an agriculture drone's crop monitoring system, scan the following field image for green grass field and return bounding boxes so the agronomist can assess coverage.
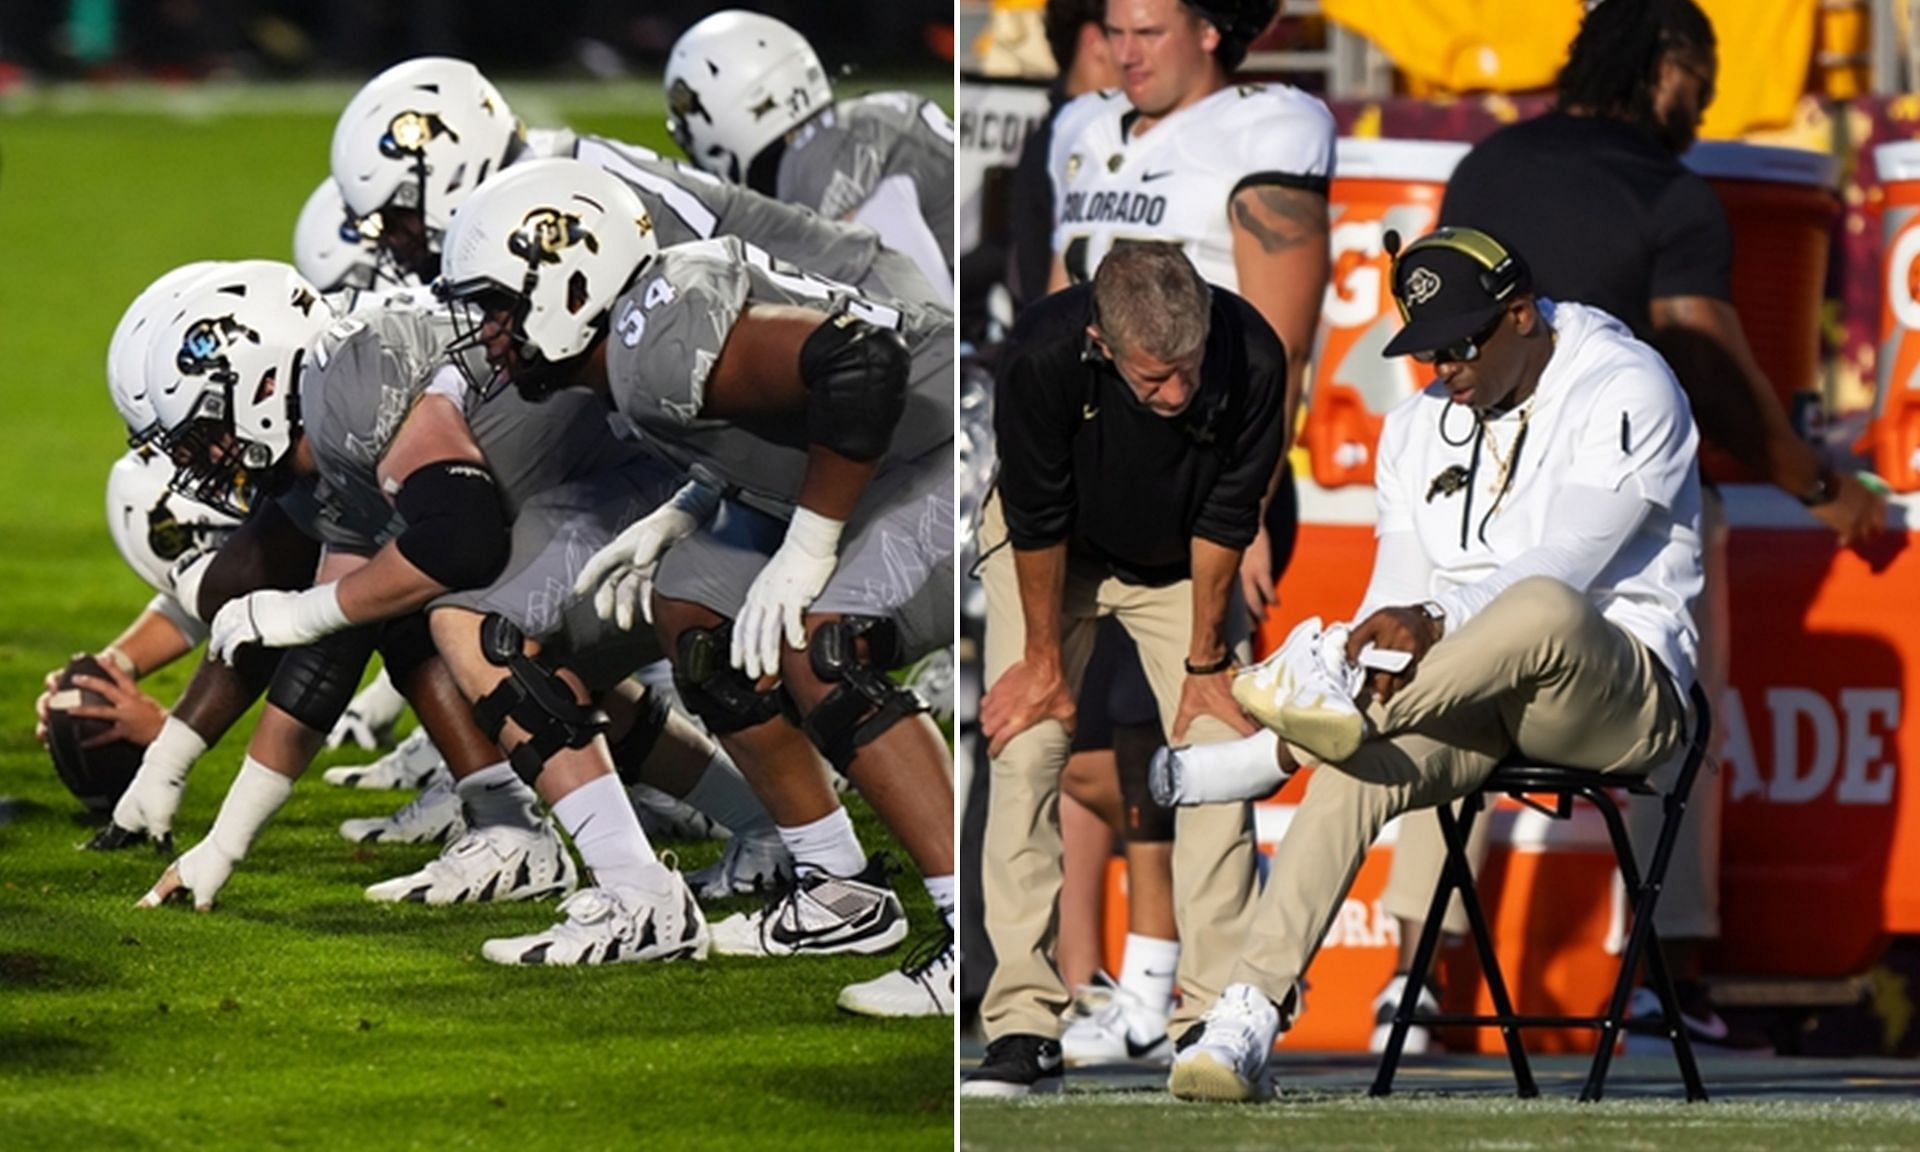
[963,1092,1920,1151]
[0,80,952,1151]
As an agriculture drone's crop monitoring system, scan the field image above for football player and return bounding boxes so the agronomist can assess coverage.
[444,160,956,1015]
[666,10,955,304]
[329,56,938,307]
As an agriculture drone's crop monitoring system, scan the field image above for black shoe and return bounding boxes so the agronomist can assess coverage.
[961,1033,1064,1098]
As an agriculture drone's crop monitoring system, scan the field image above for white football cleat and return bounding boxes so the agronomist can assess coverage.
[323,729,444,790]
[837,930,955,1018]
[1061,973,1173,1066]
[480,874,710,966]
[629,781,729,843]
[338,770,464,844]
[1370,973,1440,1055]
[363,822,576,905]
[688,832,794,901]
[709,856,908,957]
[1231,617,1370,764]
[1167,982,1294,1103]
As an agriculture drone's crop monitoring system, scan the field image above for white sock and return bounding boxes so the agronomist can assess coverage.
[207,758,295,862]
[1118,933,1180,1013]
[1169,730,1287,804]
[551,773,667,896]
[454,762,542,832]
[681,751,777,838]
[923,874,956,932]
[777,806,866,878]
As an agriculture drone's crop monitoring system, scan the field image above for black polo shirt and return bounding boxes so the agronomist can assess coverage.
[994,283,1287,586]
[1439,111,1732,340]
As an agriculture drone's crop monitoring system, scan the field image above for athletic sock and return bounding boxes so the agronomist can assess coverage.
[923,873,956,932]
[1118,933,1180,1014]
[454,762,542,832]
[207,758,297,862]
[551,773,667,896]
[1167,729,1289,804]
[681,751,778,839]
[777,806,866,878]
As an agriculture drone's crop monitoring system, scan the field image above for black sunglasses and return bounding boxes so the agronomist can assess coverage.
[1412,313,1505,365]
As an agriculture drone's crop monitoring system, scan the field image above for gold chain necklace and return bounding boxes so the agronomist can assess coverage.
[1478,394,1536,520]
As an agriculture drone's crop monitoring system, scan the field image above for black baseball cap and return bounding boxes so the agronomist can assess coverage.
[1381,226,1531,359]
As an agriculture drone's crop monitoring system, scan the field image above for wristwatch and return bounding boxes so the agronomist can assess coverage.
[1184,654,1234,676]
[1417,601,1448,641]
[1797,467,1841,508]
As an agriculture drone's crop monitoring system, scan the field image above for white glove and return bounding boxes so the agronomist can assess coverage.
[326,669,407,750]
[108,715,209,845]
[732,507,843,680]
[208,584,350,663]
[137,840,236,911]
[574,479,721,630]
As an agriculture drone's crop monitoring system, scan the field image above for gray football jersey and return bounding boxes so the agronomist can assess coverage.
[779,93,955,271]
[604,235,953,515]
[299,298,644,549]
[523,130,938,309]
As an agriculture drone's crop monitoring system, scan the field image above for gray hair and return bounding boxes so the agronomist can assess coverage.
[1090,241,1212,360]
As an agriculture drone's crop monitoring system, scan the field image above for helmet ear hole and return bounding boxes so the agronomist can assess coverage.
[567,271,589,315]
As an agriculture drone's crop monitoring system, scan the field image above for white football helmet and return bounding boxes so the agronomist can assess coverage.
[293,178,410,294]
[146,261,332,516]
[665,11,832,186]
[108,262,227,447]
[330,57,520,261]
[106,448,240,597]
[440,158,658,372]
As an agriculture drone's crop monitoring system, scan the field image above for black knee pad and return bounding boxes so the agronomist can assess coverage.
[609,686,674,786]
[671,623,790,736]
[470,614,608,786]
[1114,723,1175,843]
[799,616,928,774]
[265,625,380,733]
[377,612,438,691]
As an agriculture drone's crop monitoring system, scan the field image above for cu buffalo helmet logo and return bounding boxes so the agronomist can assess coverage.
[177,315,260,382]
[379,110,460,159]
[1405,266,1443,306]
[509,208,601,266]
[668,78,711,126]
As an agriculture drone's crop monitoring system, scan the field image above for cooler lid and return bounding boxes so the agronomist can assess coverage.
[1333,138,1471,184]
[1873,140,1920,183]
[1683,141,1837,188]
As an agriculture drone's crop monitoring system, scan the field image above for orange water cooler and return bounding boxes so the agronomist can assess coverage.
[1302,139,1468,490]
[1681,142,1840,483]
[1871,141,1920,492]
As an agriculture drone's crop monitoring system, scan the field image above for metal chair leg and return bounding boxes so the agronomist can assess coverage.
[1439,796,1538,1098]
[1369,806,1461,1098]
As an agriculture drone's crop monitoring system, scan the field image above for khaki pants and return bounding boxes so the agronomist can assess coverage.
[1383,490,1725,939]
[977,493,1258,1040]
[1231,576,1688,1006]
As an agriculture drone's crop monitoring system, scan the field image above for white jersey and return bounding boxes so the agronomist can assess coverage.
[1048,82,1334,288]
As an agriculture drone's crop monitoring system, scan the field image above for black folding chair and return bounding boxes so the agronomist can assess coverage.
[1370,680,1712,1103]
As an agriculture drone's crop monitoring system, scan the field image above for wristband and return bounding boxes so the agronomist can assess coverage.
[1184,654,1233,676]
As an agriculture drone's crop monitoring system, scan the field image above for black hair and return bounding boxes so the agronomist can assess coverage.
[1554,0,1716,122]
[1045,0,1109,78]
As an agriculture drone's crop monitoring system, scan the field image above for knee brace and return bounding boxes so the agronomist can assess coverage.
[470,614,608,787]
[1113,723,1175,843]
[377,612,438,692]
[799,616,928,774]
[265,626,380,733]
[610,686,674,786]
[671,623,790,735]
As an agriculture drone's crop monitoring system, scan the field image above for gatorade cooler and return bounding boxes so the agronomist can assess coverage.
[1303,139,1469,489]
[1871,141,1920,492]
[1682,142,1839,485]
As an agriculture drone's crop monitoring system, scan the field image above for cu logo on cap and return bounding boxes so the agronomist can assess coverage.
[1406,267,1443,305]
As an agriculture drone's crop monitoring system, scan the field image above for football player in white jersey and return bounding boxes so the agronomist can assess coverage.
[665,10,955,305]
[1041,0,1334,1060]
